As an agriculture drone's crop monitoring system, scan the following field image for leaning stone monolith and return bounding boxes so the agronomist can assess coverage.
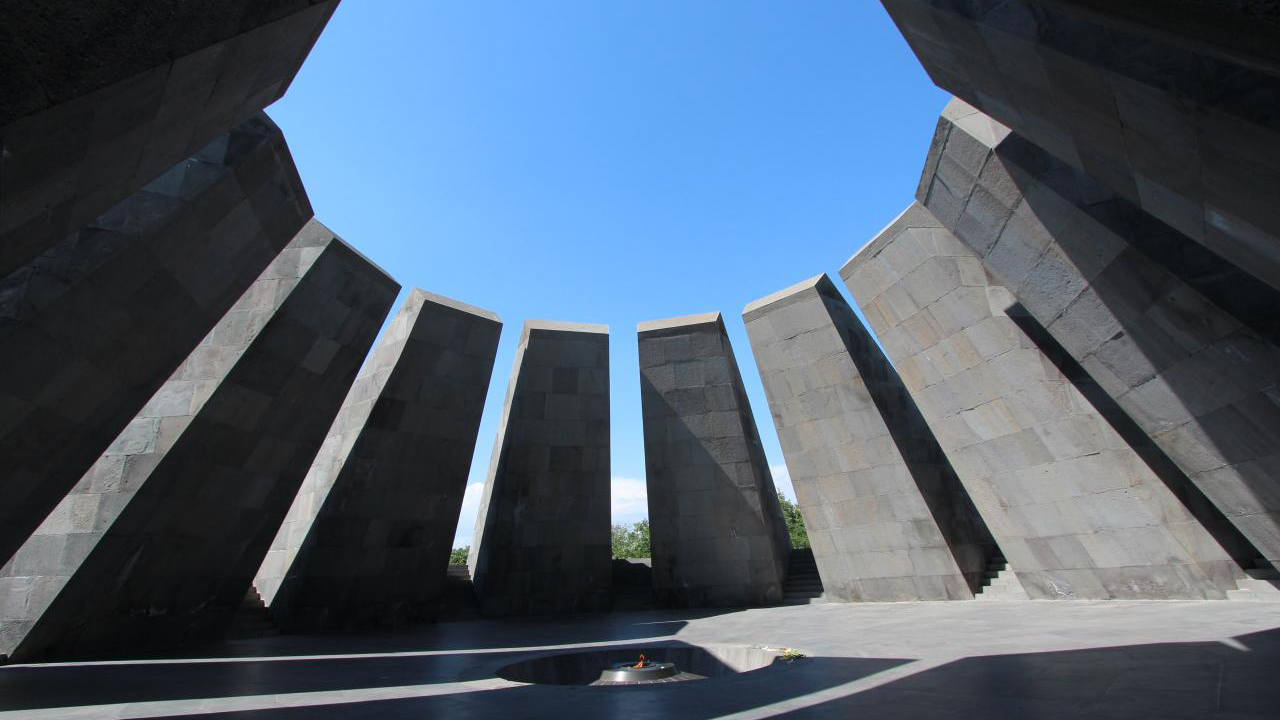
[256,289,501,631]
[638,312,790,607]
[468,321,612,616]
[0,220,396,661]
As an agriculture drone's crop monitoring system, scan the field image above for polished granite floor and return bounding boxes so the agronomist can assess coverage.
[2,599,1278,719]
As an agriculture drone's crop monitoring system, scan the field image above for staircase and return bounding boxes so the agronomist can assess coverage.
[1228,559,1280,601]
[227,587,279,638]
[437,564,481,620]
[783,548,825,605]
[975,554,1030,601]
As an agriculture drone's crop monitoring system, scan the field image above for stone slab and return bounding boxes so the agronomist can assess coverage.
[841,202,1243,599]
[0,220,397,661]
[744,275,997,601]
[0,1,339,281]
[0,114,312,565]
[638,311,790,607]
[916,100,1280,573]
[255,289,501,632]
[880,0,1280,293]
[467,321,612,616]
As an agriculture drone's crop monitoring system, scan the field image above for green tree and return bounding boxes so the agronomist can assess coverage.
[449,545,470,565]
[611,519,650,559]
[777,493,809,549]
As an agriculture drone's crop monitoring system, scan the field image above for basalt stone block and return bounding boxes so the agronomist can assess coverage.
[918,100,1280,573]
[744,277,997,602]
[881,0,1280,293]
[468,321,611,617]
[638,312,790,608]
[840,203,1243,599]
[0,220,396,661]
[0,1,339,280]
[0,114,310,565]
[255,290,501,632]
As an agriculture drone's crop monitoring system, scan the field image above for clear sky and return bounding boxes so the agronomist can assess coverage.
[268,1,948,548]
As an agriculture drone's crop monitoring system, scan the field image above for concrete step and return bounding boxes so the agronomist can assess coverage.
[1246,568,1279,581]
[227,586,280,639]
[975,567,1029,601]
[1229,577,1280,601]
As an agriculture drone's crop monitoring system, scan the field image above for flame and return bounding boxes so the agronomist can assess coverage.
[633,654,646,668]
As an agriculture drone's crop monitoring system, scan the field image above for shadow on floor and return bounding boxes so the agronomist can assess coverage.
[769,627,1280,720]
[138,655,909,720]
[5,623,1279,719]
[0,610,719,711]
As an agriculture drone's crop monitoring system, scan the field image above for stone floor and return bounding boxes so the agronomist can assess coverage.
[2,599,1278,719]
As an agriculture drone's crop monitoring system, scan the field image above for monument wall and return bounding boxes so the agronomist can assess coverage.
[468,321,612,616]
[0,1,339,280]
[638,312,790,607]
[0,220,396,661]
[916,100,1280,572]
[0,114,311,565]
[841,203,1244,598]
[745,276,997,601]
[257,289,500,631]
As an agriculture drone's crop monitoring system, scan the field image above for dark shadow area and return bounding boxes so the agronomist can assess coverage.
[136,655,909,720]
[1005,302,1263,566]
[769,627,1280,719]
[43,628,1280,718]
[816,277,1002,594]
[0,615,693,711]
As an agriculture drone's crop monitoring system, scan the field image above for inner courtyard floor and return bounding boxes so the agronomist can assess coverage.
[2,598,1278,719]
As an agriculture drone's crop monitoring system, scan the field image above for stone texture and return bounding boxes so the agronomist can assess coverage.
[468,321,612,617]
[0,114,311,565]
[255,290,501,632]
[841,203,1244,599]
[744,276,997,602]
[637,312,790,608]
[917,100,1280,573]
[0,220,397,661]
[881,0,1280,293]
[0,1,339,281]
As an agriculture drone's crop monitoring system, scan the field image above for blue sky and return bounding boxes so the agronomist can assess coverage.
[269,1,948,547]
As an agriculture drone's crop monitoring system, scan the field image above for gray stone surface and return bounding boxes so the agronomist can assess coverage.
[0,220,397,661]
[0,114,311,566]
[917,100,1280,573]
[255,290,501,632]
[0,1,339,281]
[841,203,1244,600]
[744,276,998,602]
[881,0,1280,293]
[468,321,612,617]
[637,312,790,608]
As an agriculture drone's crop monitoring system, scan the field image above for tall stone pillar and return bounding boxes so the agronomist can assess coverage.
[468,321,611,616]
[0,221,397,661]
[744,277,997,601]
[637,312,789,607]
[0,114,311,565]
[917,99,1280,572]
[840,203,1243,599]
[880,0,1280,293]
[0,1,339,280]
[255,290,501,632]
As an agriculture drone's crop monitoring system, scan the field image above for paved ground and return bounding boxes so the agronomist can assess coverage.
[2,599,1278,719]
